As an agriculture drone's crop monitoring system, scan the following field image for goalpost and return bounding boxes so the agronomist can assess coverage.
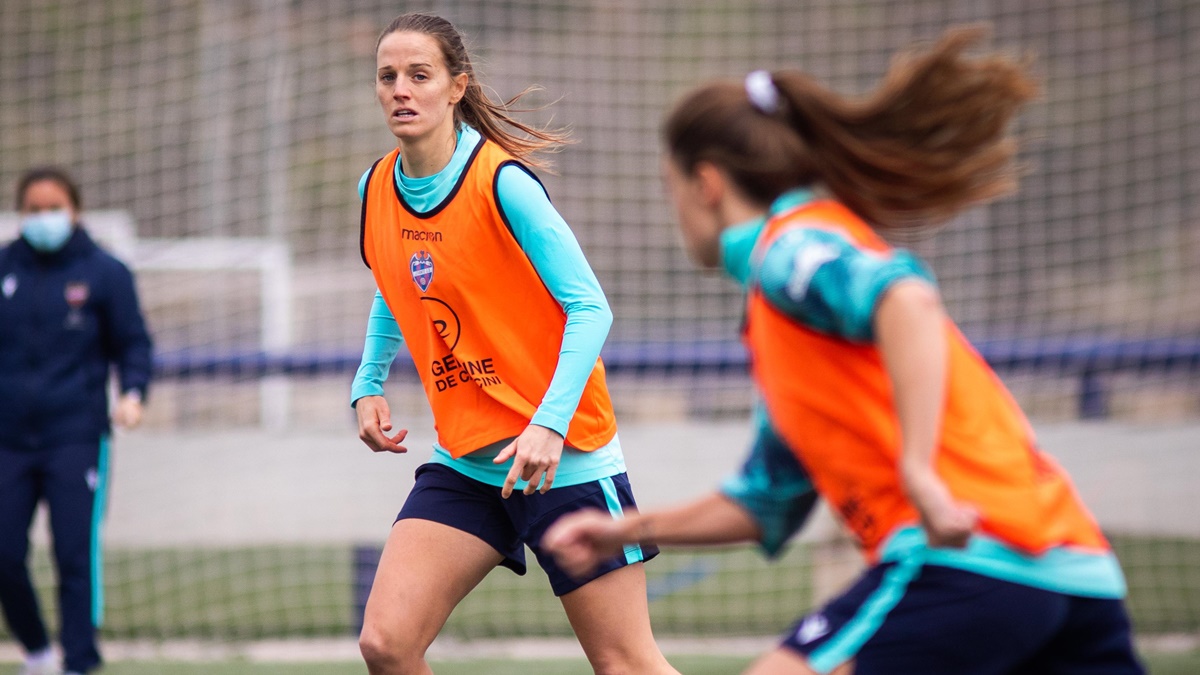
[0,211,294,429]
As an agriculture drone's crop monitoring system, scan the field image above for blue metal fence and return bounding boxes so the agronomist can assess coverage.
[155,337,1200,420]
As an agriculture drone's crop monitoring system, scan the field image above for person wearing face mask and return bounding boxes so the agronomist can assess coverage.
[0,166,153,675]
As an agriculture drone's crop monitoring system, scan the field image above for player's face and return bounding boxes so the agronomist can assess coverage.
[20,179,77,222]
[662,157,722,268]
[376,31,467,144]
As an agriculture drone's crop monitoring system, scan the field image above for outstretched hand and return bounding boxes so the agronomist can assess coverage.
[542,508,627,579]
[495,424,564,497]
[355,395,409,454]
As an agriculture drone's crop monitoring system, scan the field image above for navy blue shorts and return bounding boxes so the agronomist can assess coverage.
[396,462,658,596]
[783,562,1145,675]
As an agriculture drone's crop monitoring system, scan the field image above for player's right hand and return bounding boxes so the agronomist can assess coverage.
[902,466,978,549]
[355,395,409,454]
[113,392,144,429]
[542,508,627,579]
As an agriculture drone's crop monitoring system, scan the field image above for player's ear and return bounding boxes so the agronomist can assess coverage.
[693,161,726,209]
[450,72,468,105]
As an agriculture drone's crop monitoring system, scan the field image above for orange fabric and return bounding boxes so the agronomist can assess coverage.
[360,140,617,457]
[744,200,1109,561]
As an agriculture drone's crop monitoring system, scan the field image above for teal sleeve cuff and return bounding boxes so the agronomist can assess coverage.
[496,164,612,436]
[719,403,817,557]
[530,413,572,438]
[350,290,404,407]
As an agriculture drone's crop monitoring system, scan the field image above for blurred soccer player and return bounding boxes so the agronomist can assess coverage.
[350,12,677,675]
[545,28,1144,675]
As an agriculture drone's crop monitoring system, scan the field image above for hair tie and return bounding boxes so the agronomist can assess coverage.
[745,70,780,115]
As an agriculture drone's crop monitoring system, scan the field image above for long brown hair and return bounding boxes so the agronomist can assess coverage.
[664,27,1037,229]
[377,13,570,169]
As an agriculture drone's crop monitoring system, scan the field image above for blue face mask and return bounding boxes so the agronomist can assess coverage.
[20,210,74,253]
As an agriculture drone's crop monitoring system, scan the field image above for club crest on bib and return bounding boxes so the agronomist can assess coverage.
[410,250,434,292]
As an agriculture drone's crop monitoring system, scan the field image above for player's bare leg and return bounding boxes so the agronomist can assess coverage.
[743,648,853,675]
[358,518,503,675]
[559,562,679,675]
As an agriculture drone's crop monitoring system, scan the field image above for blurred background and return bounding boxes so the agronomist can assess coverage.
[1,0,1197,669]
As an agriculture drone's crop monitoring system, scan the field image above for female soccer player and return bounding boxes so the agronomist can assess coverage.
[351,13,677,675]
[544,28,1145,675]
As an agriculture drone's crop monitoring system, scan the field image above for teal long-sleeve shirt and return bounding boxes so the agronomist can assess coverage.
[351,125,626,488]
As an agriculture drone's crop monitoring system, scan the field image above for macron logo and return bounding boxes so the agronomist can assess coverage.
[796,613,830,644]
[786,241,838,301]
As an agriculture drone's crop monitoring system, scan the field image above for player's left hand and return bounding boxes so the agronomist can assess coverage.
[496,424,564,498]
[113,392,144,429]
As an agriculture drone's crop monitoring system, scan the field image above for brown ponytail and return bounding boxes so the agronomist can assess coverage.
[665,26,1037,229]
[377,13,571,169]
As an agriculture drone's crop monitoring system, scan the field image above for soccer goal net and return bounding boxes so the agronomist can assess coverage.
[1,0,1196,649]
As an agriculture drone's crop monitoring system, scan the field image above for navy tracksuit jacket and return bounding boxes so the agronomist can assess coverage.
[0,228,152,673]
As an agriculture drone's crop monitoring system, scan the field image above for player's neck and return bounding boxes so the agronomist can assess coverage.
[717,192,767,230]
[398,125,458,178]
